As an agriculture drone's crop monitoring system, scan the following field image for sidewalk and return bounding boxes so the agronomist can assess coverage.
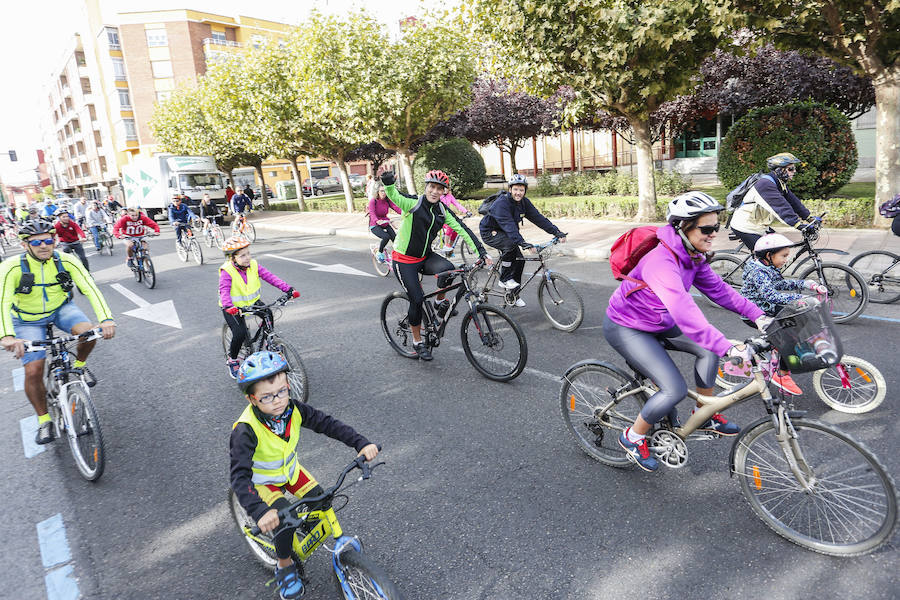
[247,210,897,261]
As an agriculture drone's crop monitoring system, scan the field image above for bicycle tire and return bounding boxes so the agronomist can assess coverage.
[103,234,114,256]
[175,239,188,262]
[204,230,213,248]
[559,362,646,467]
[246,221,257,242]
[189,239,203,265]
[704,254,744,307]
[459,304,527,382]
[797,261,868,324]
[379,293,418,359]
[537,273,584,332]
[732,417,897,556]
[334,549,403,600]
[228,489,300,570]
[64,383,105,482]
[132,262,142,283]
[221,323,255,362]
[213,227,224,250]
[372,245,391,277]
[715,355,754,391]
[267,336,309,404]
[812,355,886,414]
[848,249,900,304]
[141,257,156,289]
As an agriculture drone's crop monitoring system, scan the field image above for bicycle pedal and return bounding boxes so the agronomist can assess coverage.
[686,432,719,441]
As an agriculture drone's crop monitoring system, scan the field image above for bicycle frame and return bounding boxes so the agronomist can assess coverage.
[474,239,560,300]
[244,505,344,561]
[420,268,488,347]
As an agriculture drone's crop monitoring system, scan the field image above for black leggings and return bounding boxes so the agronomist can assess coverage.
[271,484,330,559]
[370,225,395,252]
[602,315,719,425]
[392,252,454,327]
[59,242,89,271]
[482,230,524,284]
[222,301,272,359]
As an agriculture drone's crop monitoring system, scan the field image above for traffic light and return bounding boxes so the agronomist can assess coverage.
[8,150,16,161]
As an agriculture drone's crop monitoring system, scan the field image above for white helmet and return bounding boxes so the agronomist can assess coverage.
[666,191,723,225]
[753,233,795,257]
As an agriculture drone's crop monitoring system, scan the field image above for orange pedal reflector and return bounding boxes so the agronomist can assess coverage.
[752,466,762,490]
[850,289,857,297]
[855,367,872,383]
[718,368,724,378]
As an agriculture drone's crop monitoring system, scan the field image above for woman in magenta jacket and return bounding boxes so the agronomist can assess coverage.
[367,184,401,262]
[605,191,768,472]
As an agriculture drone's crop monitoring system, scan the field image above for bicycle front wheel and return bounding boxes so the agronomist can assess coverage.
[798,262,868,323]
[189,239,203,265]
[228,490,299,570]
[175,240,188,261]
[560,362,646,467]
[459,305,527,382]
[733,417,897,556]
[812,355,886,413]
[213,227,224,249]
[537,273,584,332]
[141,257,156,289]
[268,336,309,403]
[132,261,142,283]
[848,250,900,304]
[380,293,418,358]
[335,549,403,600]
[65,384,105,481]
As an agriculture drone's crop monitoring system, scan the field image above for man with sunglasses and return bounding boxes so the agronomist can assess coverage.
[730,152,815,250]
[0,219,115,445]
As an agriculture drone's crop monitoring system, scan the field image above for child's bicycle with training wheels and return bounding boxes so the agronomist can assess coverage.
[380,262,528,381]
[229,450,403,599]
[221,292,309,403]
[559,303,897,556]
[24,326,107,481]
[468,237,584,332]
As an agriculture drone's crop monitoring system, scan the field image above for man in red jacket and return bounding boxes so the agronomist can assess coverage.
[113,207,160,269]
[53,209,90,271]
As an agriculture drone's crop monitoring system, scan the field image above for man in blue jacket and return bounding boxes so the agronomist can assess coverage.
[167,194,196,245]
[479,174,566,306]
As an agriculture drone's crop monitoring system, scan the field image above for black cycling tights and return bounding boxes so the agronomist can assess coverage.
[603,315,719,425]
[270,485,329,559]
[392,252,454,327]
[222,301,272,359]
[370,224,396,253]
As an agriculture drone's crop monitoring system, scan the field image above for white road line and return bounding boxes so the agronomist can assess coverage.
[20,415,46,458]
[37,513,80,600]
[448,347,561,383]
[109,283,150,307]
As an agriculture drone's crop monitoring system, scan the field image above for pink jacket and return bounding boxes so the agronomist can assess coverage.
[440,193,467,214]
[367,196,401,227]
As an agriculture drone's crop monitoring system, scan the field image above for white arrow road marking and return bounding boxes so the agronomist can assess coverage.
[262,253,375,278]
[109,283,183,329]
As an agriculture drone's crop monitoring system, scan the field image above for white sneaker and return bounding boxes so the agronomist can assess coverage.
[498,279,519,289]
[442,245,454,254]
[514,298,526,307]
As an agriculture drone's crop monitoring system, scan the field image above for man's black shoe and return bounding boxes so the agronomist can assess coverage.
[413,341,433,361]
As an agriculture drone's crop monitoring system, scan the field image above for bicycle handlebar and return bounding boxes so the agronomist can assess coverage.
[249,445,384,536]
[22,327,103,351]
[234,292,295,315]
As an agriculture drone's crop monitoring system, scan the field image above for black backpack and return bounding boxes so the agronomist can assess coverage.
[478,192,503,216]
[14,251,74,299]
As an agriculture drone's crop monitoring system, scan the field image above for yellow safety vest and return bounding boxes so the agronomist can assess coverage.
[233,403,303,487]
[220,259,261,307]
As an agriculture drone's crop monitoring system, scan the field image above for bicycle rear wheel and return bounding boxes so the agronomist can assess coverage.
[189,239,203,265]
[141,257,156,289]
[812,355,886,413]
[379,293,418,359]
[798,262,868,323]
[537,273,584,332]
[204,230,214,248]
[245,221,257,242]
[848,250,900,304]
[703,254,744,307]
[732,417,897,556]
[559,362,646,467]
[228,489,300,570]
[213,226,224,249]
[334,549,403,600]
[459,305,527,381]
[268,336,309,403]
[64,383,105,482]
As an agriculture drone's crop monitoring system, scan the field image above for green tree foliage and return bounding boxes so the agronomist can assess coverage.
[718,102,857,198]
[734,0,899,224]
[471,0,738,221]
[413,137,487,199]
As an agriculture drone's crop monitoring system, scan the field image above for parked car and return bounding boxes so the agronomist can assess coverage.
[348,174,367,188]
[301,176,343,196]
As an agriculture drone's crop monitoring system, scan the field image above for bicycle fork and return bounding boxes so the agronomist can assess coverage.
[770,405,817,491]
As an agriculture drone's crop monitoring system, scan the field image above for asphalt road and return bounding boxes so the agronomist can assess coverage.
[1,227,898,600]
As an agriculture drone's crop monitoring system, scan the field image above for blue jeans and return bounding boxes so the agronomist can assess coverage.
[90,225,104,250]
[12,302,91,365]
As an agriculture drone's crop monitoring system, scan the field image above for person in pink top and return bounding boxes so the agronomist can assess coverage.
[219,235,300,378]
[438,191,472,255]
[604,191,769,472]
[367,184,401,263]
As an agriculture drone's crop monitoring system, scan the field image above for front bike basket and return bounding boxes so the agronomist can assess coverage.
[767,298,843,373]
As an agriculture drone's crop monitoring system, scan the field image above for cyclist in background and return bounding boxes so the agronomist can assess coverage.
[53,208,91,271]
[230,187,253,219]
[367,184,401,263]
[85,201,111,253]
[199,193,224,235]
[168,194,196,247]
[113,207,160,269]
[72,197,88,228]
[381,169,489,361]
[438,188,472,255]
[730,152,816,250]
[219,235,299,379]
[0,220,115,444]
[604,192,768,472]
[479,173,566,306]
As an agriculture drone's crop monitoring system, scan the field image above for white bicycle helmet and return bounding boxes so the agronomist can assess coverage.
[753,233,795,258]
[666,191,723,225]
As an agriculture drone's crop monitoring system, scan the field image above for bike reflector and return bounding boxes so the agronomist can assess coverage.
[752,466,762,490]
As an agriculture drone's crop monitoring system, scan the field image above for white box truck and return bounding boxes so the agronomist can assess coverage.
[121,154,226,219]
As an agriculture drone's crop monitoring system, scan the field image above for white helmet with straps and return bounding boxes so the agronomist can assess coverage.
[753,233,795,256]
[666,191,723,225]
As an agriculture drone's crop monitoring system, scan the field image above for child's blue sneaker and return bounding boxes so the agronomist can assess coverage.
[226,358,241,379]
[696,412,740,436]
[376,251,386,263]
[274,563,305,599]
[618,429,658,472]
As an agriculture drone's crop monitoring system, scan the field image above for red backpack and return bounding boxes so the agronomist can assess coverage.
[609,226,677,295]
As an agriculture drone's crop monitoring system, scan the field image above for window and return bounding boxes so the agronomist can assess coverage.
[156,90,172,103]
[81,78,92,94]
[270,171,277,177]
[107,29,120,49]
[88,105,97,121]
[151,60,173,78]
[76,142,85,155]
[118,89,132,108]
[112,58,126,80]
[99,157,107,173]
[211,30,227,43]
[179,174,222,188]
[75,51,86,66]
[124,119,137,139]
[81,162,91,177]
[251,35,265,49]
[146,29,168,47]
[95,132,102,147]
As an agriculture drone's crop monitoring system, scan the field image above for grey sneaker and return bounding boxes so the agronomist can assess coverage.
[35,421,55,445]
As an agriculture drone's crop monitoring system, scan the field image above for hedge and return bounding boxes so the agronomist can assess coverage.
[413,137,487,198]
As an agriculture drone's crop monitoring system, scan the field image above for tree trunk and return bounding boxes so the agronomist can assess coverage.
[335,157,355,213]
[508,144,518,174]
[253,165,270,210]
[873,75,900,227]
[288,156,306,211]
[630,117,657,222]
[223,169,235,189]
[398,151,417,196]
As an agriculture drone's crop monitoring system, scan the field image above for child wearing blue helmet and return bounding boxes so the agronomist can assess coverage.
[229,351,379,599]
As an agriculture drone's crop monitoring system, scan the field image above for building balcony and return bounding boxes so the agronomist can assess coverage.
[108,42,121,51]
[203,37,241,48]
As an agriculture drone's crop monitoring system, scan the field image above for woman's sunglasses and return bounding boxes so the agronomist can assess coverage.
[696,223,720,235]
[28,238,56,247]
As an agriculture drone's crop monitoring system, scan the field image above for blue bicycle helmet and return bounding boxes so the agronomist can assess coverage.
[508,173,528,190]
[237,351,290,393]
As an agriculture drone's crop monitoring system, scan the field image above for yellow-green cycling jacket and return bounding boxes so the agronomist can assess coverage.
[0,252,113,338]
